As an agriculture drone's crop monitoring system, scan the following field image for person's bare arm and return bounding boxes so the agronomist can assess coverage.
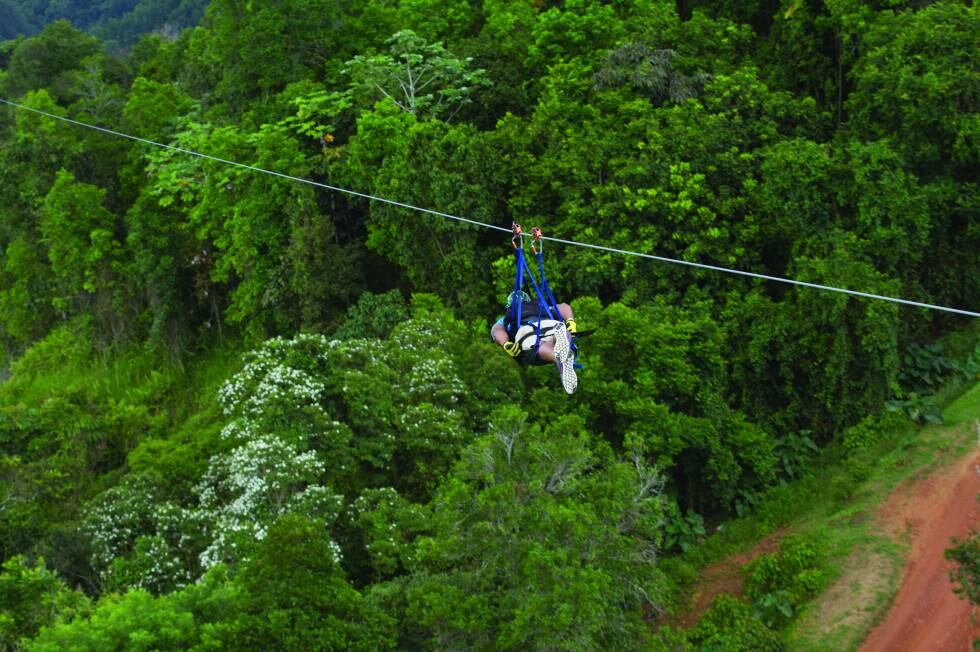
[491,321,510,346]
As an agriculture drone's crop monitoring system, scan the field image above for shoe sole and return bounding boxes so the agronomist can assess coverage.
[553,323,577,394]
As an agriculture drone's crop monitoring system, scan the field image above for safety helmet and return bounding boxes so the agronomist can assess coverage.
[506,290,531,308]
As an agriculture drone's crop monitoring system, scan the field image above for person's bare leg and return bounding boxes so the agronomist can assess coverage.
[537,339,556,363]
[532,312,572,364]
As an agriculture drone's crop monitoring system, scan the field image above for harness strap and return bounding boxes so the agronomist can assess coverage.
[513,245,525,336]
[508,227,580,368]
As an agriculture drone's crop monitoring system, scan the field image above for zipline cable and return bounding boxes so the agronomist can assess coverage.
[0,98,509,234]
[2,97,977,319]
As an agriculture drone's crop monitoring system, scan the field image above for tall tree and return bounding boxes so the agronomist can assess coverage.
[3,20,101,103]
[845,2,980,313]
[345,30,490,123]
[401,409,668,650]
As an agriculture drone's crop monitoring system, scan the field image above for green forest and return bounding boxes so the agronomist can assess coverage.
[0,0,208,46]
[0,0,978,649]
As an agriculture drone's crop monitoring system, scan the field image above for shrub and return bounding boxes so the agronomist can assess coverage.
[688,594,783,651]
[946,530,980,606]
[745,537,830,629]
[663,499,706,554]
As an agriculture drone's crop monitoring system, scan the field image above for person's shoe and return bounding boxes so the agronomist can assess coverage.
[557,356,578,394]
[553,323,577,394]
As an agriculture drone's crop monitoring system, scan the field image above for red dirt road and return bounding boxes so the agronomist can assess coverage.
[860,449,980,652]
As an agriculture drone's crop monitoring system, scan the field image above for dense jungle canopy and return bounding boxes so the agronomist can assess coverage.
[0,0,208,45]
[0,0,977,649]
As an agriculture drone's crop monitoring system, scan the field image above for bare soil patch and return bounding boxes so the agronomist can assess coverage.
[666,530,786,629]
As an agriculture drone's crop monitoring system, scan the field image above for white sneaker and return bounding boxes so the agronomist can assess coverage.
[552,323,577,394]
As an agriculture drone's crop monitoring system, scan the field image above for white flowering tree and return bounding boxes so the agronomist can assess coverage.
[218,333,354,464]
[194,434,343,569]
[82,475,203,594]
[82,303,488,589]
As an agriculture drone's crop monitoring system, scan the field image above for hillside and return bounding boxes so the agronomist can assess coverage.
[0,1,978,649]
[0,0,208,46]
[656,377,980,649]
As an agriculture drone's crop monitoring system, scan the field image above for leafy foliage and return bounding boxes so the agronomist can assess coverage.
[744,537,831,629]
[0,0,978,648]
[0,556,89,649]
[946,530,980,606]
[333,290,409,341]
[402,408,668,650]
[27,566,239,652]
[662,499,707,554]
[686,594,783,651]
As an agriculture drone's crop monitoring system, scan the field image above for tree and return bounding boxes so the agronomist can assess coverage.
[333,290,409,341]
[725,242,901,439]
[828,140,930,278]
[526,0,627,72]
[594,44,710,106]
[26,566,240,652]
[210,514,395,652]
[194,430,344,569]
[0,235,56,348]
[396,0,479,43]
[196,0,387,108]
[345,30,490,122]
[313,301,486,499]
[338,106,504,314]
[753,137,833,274]
[3,89,84,209]
[121,187,201,352]
[493,64,820,305]
[3,20,101,103]
[845,3,980,313]
[82,474,200,594]
[39,168,128,341]
[402,408,668,650]
[143,117,359,335]
[346,487,428,583]
[580,298,778,513]
[122,77,194,141]
[0,555,89,650]
[846,3,979,180]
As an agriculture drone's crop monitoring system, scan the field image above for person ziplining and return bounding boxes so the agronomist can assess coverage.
[490,224,581,394]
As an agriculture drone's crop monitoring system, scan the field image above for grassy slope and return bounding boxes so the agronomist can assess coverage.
[660,375,979,649]
[0,324,245,497]
[788,381,980,650]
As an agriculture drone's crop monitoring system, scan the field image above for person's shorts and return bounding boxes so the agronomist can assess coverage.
[514,319,560,366]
